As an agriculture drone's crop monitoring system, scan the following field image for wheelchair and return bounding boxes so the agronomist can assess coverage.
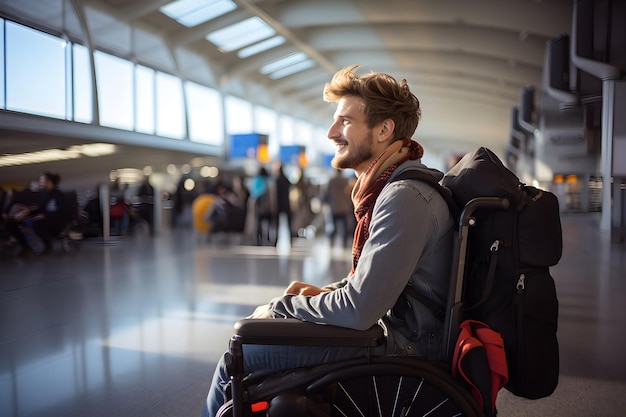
[216,197,509,417]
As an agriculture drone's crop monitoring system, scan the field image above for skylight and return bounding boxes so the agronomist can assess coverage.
[269,60,316,79]
[238,36,286,59]
[260,52,308,75]
[206,17,275,52]
[160,0,236,28]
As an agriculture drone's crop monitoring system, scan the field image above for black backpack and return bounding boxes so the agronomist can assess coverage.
[396,147,561,400]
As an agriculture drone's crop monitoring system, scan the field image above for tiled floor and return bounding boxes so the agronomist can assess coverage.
[1,212,625,417]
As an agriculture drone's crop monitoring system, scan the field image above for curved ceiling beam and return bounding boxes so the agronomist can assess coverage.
[286,71,520,106]
[229,45,540,96]
[303,23,547,68]
[274,0,571,39]
[318,50,541,88]
[233,0,337,73]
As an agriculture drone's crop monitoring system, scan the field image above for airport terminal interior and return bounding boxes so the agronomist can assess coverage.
[2,0,626,416]
[0,211,625,417]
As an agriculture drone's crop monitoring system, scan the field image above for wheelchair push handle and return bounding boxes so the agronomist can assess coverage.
[459,197,509,228]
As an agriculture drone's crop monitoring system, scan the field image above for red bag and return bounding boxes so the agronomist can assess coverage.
[452,320,508,416]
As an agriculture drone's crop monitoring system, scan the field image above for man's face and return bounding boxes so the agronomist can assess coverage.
[327,96,375,175]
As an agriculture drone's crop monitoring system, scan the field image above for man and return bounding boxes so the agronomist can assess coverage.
[202,65,454,416]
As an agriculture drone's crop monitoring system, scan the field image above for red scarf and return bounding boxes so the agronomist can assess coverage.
[350,138,424,273]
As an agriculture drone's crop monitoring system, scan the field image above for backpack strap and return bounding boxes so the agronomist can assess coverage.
[467,239,501,310]
[391,170,459,321]
[402,284,446,321]
[392,170,459,220]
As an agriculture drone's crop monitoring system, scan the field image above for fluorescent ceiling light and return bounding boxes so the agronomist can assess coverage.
[260,52,308,74]
[206,17,275,52]
[79,143,117,157]
[238,36,286,58]
[0,143,116,167]
[269,59,316,79]
[160,0,236,27]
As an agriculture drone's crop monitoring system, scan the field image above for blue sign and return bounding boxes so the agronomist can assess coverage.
[230,133,268,160]
[279,145,305,165]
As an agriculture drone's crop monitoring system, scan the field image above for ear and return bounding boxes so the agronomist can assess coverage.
[376,119,395,143]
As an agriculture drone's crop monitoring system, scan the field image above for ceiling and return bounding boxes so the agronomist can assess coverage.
[0,0,574,188]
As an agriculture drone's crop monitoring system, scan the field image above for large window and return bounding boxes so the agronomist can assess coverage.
[95,50,134,130]
[254,105,278,158]
[0,19,329,167]
[5,21,66,119]
[295,119,314,145]
[64,38,72,120]
[135,65,155,134]
[73,44,93,123]
[295,119,314,163]
[156,71,185,139]
[185,81,223,145]
[225,95,253,134]
[279,115,295,144]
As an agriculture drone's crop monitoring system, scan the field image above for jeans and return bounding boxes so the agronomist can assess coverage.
[201,343,384,417]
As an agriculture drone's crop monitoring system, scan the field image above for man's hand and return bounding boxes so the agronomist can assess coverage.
[247,304,272,319]
[284,281,332,296]
[247,282,333,319]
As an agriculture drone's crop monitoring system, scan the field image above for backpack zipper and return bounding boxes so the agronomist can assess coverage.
[516,273,526,292]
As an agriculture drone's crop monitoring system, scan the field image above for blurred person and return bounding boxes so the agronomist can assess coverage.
[0,188,17,246]
[5,172,71,256]
[229,175,250,234]
[135,175,155,235]
[291,172,317,236]
[171,175,198,227]
[274,163,294,244]
[324,168,355,247]
[250,167,275,245]
[109,179,131,236]
[1,188,16,221]
[231,175,250,209]
[204,181,240,234]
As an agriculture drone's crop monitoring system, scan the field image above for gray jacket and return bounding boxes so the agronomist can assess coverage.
[268,159,454,360]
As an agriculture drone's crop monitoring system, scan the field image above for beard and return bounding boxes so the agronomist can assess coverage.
[331,130,374,170]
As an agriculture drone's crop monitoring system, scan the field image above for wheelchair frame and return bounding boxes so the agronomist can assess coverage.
[219,197,509,417]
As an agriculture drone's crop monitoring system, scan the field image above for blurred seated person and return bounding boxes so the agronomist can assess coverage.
[1,188,15,223]
[5,172,71,256]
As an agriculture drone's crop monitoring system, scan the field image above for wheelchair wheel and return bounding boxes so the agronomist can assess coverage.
[310,359,481,417]
[220,356,482,417]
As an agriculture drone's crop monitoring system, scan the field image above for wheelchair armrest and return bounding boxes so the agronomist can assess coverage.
[232,319,384,347]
